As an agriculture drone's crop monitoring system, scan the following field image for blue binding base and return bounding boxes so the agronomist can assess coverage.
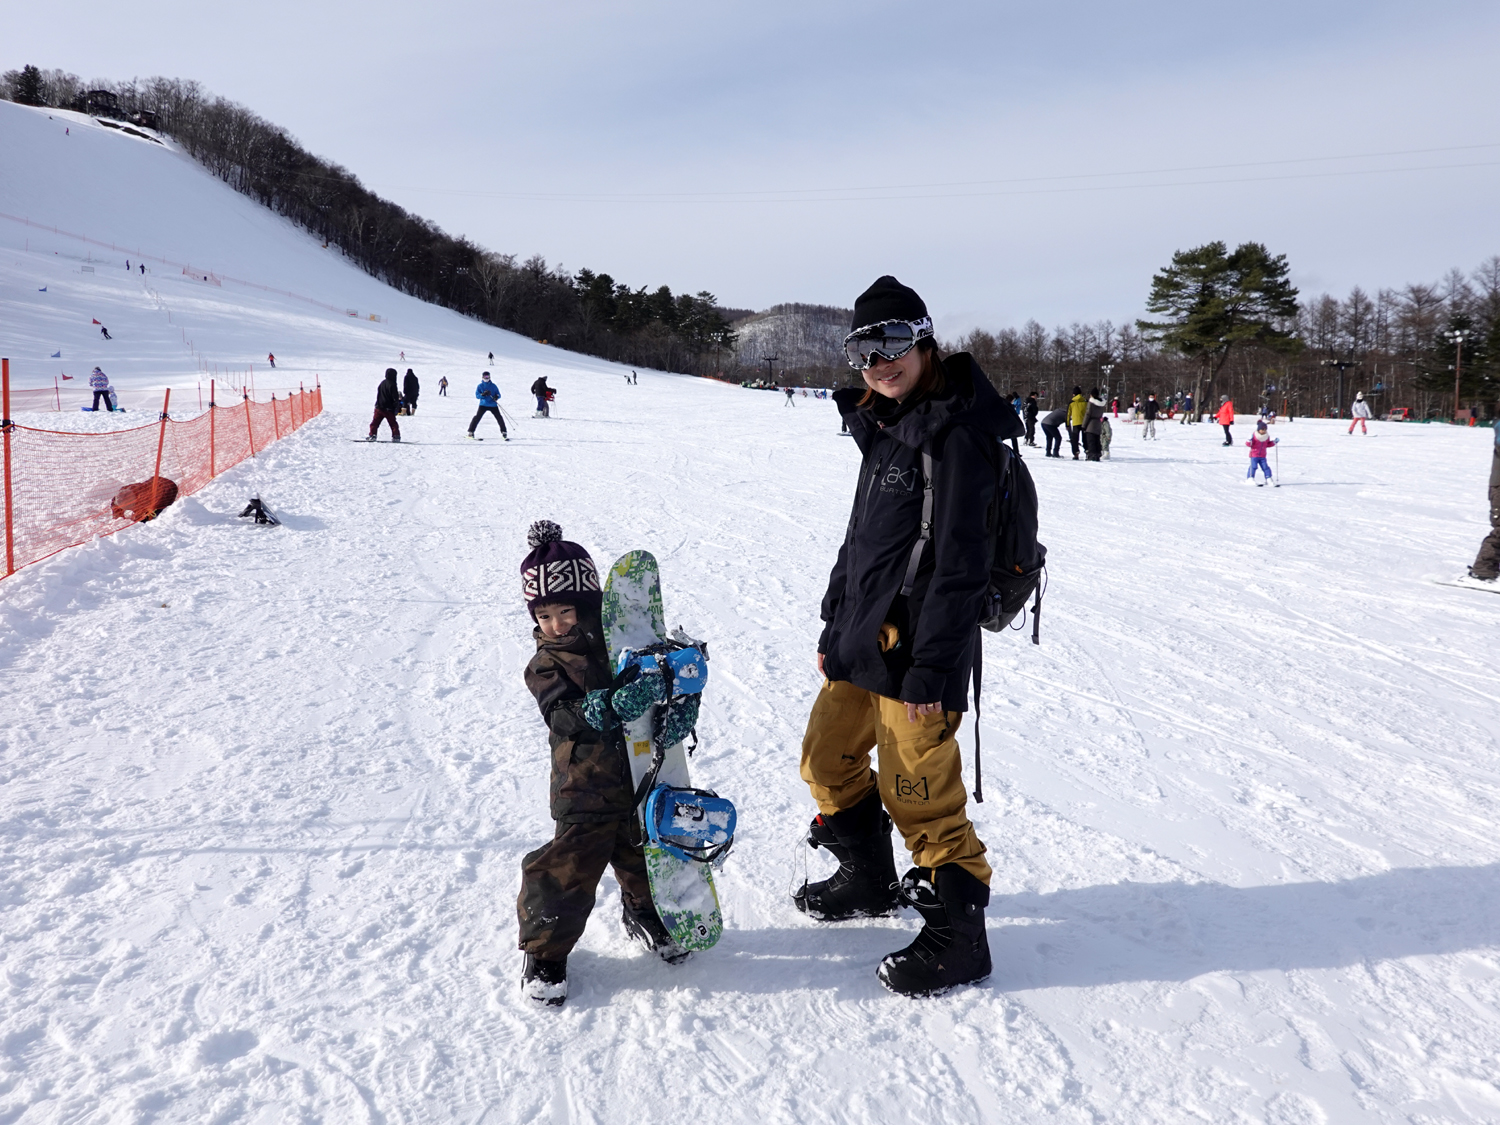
[644,785,736,866]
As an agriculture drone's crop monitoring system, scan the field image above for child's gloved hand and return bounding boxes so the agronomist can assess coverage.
[658,694,701,747]
[581,666,668,731]
[610,669,667,722]
[581,689,619,731]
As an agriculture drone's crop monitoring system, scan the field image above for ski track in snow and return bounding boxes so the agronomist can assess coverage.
[3,99,1500,1123]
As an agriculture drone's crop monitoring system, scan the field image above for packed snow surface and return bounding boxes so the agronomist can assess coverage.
[3,99,1500,1124]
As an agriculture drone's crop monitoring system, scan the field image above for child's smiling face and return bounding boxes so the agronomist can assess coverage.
[534,603,579,639]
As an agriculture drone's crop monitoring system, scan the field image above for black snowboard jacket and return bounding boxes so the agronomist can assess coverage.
[523,610,635,824]
[375,375,400,412]
[403,372,420,399]
[821,353,1023,712]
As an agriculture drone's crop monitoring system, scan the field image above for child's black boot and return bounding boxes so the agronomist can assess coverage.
[622,900,691,964]
[521,954,568,1007]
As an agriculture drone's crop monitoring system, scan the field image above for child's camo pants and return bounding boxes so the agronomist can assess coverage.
[517,819,652,960]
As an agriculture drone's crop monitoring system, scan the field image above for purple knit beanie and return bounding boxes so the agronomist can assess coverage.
[520,520,601,620]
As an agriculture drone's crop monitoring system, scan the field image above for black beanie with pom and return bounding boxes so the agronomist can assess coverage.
[519,520,601,619]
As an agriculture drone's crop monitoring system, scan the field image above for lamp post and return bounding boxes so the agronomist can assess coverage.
[1320,357,1357,419]
[1444,329,1471,422]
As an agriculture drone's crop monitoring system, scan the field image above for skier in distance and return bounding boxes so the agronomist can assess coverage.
[1245,419,1277,486]
[793,275,1016,998]
[438,375,448,397]
[366,368,402,441]
[1348,391,1371,434]
[468,372,508,440]
[1066,385,1086,459]
[403,368,420,416]
[531,376,552,418]
[1141,393,1160,440]
[88,367,113,412]
[1217,395,1235,445]
[1039,404,1066,457]
[516,521,687,1006]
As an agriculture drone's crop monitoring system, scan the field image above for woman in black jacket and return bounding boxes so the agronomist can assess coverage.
[793,276,1020,997]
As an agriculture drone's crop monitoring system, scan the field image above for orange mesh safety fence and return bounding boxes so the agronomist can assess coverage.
[2,365,323,578]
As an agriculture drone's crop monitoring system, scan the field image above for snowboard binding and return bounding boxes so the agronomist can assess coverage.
[643,785,737,866]
[616,634,738,867]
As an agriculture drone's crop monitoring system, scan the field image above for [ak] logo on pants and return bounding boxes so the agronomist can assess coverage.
[893,774,929,802]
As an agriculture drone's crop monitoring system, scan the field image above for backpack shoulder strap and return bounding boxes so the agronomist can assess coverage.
[899,449,935,597]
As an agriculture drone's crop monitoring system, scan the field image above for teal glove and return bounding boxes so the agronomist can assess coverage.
[581,689,618,731]
[611,670,667,721]
[580,671,668,731]
[658,694,701,747]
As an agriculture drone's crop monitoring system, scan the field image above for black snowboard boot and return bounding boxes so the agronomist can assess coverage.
[622,901,691,965]
[792,789,902,921]
[876,865,992,997]
[520,954,568,1007]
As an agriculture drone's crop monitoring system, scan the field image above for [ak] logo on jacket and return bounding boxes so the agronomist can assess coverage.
[881,465,918,495]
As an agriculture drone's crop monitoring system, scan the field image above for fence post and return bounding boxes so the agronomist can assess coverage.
[3,358,14,576]
[209,379,216,477]
[273,395,282,440]
[149,388,171,518]
[54,375,60,411]
[244,391,255,457]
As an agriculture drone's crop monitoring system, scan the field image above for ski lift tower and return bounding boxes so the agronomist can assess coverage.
[1320,357,1357,419]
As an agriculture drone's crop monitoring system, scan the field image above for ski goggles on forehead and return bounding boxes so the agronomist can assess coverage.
[842,317,934,370]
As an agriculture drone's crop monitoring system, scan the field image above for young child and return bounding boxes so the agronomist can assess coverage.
[516,520,686,1007]
[1245,420,1278,486]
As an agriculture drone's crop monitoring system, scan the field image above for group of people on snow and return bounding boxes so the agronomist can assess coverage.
[352,292,1500,1011]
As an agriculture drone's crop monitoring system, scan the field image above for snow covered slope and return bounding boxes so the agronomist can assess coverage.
[4,97,1500,1124]
[0,100,627,420]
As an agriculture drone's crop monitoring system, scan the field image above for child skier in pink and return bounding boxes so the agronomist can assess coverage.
[1245,420,1277,486]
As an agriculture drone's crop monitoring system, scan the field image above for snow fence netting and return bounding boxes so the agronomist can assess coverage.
[2,371,322,576]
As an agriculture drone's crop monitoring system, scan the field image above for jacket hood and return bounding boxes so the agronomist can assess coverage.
[834,352,1021,454]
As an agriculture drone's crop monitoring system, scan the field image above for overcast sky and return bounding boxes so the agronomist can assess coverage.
[8,1,1500,335]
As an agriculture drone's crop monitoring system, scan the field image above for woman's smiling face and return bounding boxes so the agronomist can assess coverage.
[861,347,925,402]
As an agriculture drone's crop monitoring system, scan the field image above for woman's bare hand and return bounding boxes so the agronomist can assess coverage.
[905,701,942,722]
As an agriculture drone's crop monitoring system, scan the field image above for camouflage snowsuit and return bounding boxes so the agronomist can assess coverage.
[1472,427,1500,580]
[516,614,654,960]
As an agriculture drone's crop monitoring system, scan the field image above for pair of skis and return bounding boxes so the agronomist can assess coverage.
[601,550,735,952]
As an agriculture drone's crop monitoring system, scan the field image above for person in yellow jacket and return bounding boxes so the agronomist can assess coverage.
[1065,386,1087,459]
[1215,396,1235,445]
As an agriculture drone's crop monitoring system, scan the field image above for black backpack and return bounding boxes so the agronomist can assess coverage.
[899,441,1047,804]
[901,441,1047,642]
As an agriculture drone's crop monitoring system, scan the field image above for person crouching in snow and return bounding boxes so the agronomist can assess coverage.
[1246,420,1277,486]
[516,521,690,1006]
[1349,391,1371,434]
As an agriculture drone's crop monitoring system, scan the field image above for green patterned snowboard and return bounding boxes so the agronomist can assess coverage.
[601,550,724,952]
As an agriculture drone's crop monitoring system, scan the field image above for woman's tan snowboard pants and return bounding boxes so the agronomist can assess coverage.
[800,678,991,885]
